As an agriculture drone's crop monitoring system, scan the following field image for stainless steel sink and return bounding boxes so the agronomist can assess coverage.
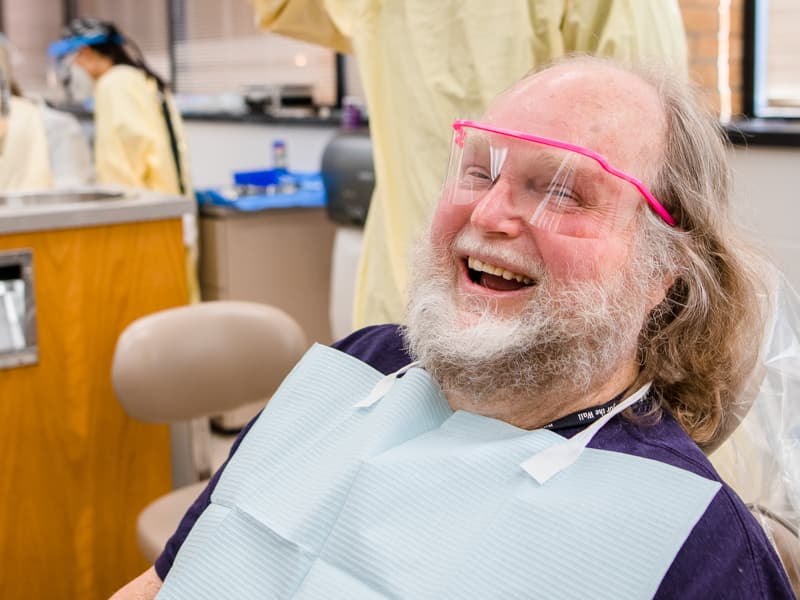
[0,189,127,208]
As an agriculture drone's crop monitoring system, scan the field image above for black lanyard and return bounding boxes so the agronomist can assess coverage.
[542,392,627,431]
[158,88,186,195]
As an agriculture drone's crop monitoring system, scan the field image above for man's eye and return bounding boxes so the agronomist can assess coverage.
[463,167,492,182]
[547,185,581,205]
[525,178,580,204]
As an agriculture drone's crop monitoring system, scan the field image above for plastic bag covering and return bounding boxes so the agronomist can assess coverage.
[709,269,800,589]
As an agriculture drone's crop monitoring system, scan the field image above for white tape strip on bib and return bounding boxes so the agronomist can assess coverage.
[521,382,653,484]
[353,360,421,408]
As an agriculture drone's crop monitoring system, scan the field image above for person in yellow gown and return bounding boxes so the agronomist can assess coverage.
[50,19,199,302]
[0,95,53,191]
[250,0,689,329]
[0,33,93,190]
[0,35,52,191]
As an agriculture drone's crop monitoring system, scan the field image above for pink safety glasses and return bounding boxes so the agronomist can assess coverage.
[445,120,675,239]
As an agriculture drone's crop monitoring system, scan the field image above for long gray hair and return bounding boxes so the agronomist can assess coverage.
[622,59,767,450]
[526,55,767,449]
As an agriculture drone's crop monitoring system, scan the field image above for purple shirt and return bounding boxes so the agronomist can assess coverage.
[156,325,795,598]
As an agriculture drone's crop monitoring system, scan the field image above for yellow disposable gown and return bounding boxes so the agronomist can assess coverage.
[94,64,191,195]
[0,96,53,191]
[252,0,688,329]
[94,64,198,302]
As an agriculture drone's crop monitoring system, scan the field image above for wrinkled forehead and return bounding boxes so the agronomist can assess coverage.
[482,65,666,180]
[459,128,616,187]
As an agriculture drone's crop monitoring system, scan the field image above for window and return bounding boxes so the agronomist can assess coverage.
[746,0,800,117]
[75,0,171,83]
[173,0,337,106]
[1,0,339,109]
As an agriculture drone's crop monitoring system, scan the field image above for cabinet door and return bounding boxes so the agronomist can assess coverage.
[200,208,336,344]
[0,219,186,600]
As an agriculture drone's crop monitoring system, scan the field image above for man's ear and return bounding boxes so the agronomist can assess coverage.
[648,273,677,312]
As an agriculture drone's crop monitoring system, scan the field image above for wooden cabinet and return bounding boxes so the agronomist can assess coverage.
[0,219,187,599]
[199,206,336,345]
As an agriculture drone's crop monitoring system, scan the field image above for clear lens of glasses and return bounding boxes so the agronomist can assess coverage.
[443,126,644,239]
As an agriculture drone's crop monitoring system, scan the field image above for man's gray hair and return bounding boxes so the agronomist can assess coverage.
[615,58,768,450]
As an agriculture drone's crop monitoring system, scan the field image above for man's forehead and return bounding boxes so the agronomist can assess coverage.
[464,132,608,181]
[482,64,665,174]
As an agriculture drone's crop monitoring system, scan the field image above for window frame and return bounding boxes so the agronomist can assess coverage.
[62,0,345,110]
[742,0,800,120]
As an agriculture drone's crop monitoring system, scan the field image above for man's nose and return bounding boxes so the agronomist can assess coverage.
[469,178,524,237]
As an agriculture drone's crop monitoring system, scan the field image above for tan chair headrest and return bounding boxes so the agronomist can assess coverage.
[112,301,308,422]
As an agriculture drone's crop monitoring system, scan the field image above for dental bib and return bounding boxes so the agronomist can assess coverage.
[158,344,720,600]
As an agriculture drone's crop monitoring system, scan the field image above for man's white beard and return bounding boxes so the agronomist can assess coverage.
[403,231,655,405]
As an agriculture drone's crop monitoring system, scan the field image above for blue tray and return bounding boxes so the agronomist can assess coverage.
[196,170,326,211]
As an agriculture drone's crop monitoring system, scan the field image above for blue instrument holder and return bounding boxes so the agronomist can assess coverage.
[196,169,327,211]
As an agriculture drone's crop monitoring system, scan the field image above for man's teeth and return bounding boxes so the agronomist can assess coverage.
[467,257,533,285]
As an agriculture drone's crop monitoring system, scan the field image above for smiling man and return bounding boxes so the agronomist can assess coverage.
[114,57,794,599]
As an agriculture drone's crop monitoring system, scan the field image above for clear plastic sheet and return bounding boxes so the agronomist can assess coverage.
[709,268,800,591]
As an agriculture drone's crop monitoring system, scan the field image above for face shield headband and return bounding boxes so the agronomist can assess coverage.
[444,120,676,239]
[48,32,123,59]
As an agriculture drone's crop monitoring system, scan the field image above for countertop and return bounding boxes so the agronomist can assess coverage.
[0,186,195,235]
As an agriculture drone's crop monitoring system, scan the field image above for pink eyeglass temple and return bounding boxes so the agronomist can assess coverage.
[453,120,676,227]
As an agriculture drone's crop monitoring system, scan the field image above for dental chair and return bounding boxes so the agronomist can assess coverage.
[111,301,308,563]
[709,272,800,594]
[111,288,800,586]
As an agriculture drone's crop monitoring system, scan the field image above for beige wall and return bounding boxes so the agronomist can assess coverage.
[729,146,800,291]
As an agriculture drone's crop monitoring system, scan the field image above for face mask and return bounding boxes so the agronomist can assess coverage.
[66,62,95,104]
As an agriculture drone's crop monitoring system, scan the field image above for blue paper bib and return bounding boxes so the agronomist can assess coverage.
[158,344,720,599]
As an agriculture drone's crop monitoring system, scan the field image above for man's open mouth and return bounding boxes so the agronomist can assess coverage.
[466,257,536,292]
